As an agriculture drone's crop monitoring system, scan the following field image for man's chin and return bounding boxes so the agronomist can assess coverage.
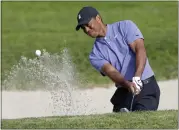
[88,35,97,38]
[87,34,97,38]
[91,36,97,38]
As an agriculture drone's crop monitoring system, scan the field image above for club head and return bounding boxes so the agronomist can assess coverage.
[120,108,130,113]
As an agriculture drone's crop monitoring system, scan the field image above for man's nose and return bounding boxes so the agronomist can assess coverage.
[84,26,90,33]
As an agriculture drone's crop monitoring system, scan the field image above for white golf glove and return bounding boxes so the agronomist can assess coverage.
[132,77,143,94]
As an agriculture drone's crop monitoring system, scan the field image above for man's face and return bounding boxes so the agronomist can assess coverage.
[81,16,102,38]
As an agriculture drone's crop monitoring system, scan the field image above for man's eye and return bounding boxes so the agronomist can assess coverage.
[81,26,86,30]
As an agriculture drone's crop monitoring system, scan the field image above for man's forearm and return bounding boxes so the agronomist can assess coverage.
[107,71,129,87]
[101,63,130,88]
[135,49,147,77]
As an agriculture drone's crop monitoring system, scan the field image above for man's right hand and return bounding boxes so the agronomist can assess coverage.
[116,81,140,95]
[126,81,141,95]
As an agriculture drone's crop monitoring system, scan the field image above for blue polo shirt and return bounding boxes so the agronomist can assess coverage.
[89,20,154,80]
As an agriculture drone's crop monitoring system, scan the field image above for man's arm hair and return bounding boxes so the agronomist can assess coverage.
[129,38,147,77]
[101,63,130,87]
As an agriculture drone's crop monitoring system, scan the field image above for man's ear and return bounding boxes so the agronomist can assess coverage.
[95,15,102,23]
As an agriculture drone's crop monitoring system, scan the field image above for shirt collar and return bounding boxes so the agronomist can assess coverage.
[96,24,111,41]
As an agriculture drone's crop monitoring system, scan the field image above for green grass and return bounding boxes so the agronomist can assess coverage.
[2,1,178,86]
[2,110,178,129]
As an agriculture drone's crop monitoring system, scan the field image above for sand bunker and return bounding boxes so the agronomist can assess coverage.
[2,79,178,119]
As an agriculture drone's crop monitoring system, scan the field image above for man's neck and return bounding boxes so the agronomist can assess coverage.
[98,24,107,38]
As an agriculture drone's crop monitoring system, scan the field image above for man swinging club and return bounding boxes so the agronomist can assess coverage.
[75,6,160,112]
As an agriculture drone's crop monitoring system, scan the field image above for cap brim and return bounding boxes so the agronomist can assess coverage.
[76,25,81,31]
[75,19,91,31]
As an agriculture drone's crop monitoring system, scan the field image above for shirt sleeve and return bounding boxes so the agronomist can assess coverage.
[125,20,144,44]
[89,47,109,76]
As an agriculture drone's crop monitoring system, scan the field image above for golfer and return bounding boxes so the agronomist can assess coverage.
[75,6,160,112]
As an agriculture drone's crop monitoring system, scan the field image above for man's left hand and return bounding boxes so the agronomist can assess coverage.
[132,77,143,94]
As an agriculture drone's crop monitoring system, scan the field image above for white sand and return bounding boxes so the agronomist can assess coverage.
[2,79,178,119]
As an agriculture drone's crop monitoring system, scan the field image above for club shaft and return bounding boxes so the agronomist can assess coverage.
[130,94,135,111]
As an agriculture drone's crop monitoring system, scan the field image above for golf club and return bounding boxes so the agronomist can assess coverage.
[130,94,135,111]
[120,93,135,112]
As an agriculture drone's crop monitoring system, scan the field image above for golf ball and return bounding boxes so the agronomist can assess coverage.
[35,50,41,56]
